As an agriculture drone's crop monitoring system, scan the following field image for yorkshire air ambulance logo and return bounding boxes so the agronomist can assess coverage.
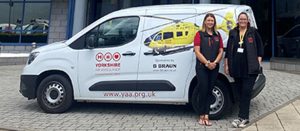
[142,8,236,56]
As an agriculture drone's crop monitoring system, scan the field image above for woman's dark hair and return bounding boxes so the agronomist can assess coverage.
[236,12,250,28]
[201,13,217,33]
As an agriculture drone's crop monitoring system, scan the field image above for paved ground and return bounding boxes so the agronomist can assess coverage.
[243,98,300,131]
[0,64,300,131]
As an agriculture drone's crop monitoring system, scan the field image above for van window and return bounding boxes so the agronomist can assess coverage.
[85,17,139,48]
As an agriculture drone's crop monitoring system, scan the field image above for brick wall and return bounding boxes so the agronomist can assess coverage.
[48,0,68,44]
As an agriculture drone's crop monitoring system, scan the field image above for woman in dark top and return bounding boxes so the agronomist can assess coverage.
[224,12,264,128]
[194,13,224,126]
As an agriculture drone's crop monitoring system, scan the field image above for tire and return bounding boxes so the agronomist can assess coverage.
[192,79,231,120]
[37,74,73,113]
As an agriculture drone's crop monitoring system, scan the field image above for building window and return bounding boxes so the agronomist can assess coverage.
[86,0,193,25]
[0,0,51,45]
[276,0,300,58]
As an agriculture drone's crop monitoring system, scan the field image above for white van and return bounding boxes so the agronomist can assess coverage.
[20,4,265,119]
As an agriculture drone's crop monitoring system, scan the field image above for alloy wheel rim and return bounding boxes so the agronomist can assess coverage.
[210,86,225,115]
[43,81,64,107]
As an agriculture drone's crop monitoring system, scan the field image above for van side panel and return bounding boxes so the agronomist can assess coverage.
[137,8,197,101]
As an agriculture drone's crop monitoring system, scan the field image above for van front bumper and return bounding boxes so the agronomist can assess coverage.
[19,75,38,99]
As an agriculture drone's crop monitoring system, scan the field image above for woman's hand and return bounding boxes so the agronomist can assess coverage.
[208,62,217,70]
[258,57,262,66]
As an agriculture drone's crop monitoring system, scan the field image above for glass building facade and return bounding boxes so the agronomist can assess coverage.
[1,0,300,60]
[275,0,300,58]
[0,0,51,46]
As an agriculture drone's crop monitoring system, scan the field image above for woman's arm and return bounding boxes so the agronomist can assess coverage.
[194,32,210,65]
[224,31,233,75]
[194,46,209,65]
[214,48,224,64]
[213,34,224,64]
[255,29,264,65]
[224,58,229,75]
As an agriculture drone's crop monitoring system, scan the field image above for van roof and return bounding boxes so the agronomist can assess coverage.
[111,4,249,15]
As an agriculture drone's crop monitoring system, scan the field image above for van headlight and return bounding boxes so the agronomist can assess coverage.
[27,52,39,65]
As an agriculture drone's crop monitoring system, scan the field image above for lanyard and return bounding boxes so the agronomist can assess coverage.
[239,29,247,48]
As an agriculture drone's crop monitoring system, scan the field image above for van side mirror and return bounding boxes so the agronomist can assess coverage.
[86,34,96,49]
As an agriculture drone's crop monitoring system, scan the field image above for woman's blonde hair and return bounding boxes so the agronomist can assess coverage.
[201,13,217,33]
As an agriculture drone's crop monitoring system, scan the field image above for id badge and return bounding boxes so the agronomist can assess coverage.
[237,48,244,53]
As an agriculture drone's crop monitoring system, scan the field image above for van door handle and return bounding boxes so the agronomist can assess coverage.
[122,51,136,56]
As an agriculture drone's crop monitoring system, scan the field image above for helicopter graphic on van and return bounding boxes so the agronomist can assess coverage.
[144,22,199,48]
[142,11,236,56]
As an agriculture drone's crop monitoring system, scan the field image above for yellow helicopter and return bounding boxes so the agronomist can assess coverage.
[142,11,236,51]
[144,22,199,48]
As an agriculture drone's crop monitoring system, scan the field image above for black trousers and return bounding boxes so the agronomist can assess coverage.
[196,62,219,115]
[234,76,257,119]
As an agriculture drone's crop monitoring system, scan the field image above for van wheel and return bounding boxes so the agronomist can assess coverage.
[192,79,231,120]
[37,75,73,113]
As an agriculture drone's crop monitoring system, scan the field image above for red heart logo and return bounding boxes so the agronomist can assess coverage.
[113,52,121,61]
[114,54,119,59]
